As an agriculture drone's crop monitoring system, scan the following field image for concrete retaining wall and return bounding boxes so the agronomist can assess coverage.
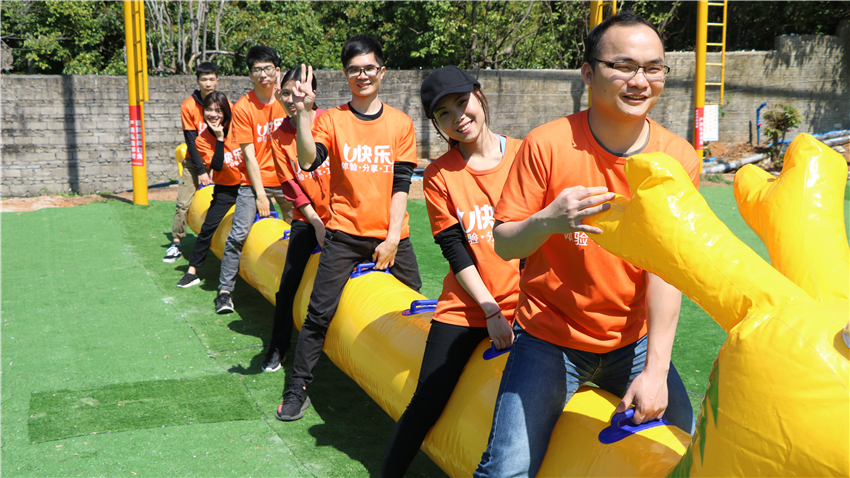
[2,28,847,197]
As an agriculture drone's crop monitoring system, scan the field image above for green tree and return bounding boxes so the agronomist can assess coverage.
[1,0,125,75]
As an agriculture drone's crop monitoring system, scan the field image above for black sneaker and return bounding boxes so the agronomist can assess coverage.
[261,347,286,372]
[275,385,310,421]
[214,292,234,314]
[176,272,200,288]
[162,242,182,263]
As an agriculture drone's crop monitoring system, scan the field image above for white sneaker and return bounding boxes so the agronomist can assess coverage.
[162,243,182,263]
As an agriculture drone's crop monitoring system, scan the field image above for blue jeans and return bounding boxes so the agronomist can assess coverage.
[474,324,695,478]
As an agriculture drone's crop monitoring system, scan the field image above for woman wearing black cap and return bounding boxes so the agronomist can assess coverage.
[379,66,523,477]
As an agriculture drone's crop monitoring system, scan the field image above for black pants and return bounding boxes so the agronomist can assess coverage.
[379,320,490,477]
[289,230,422,389]
[270,219,319,354]
[188,185,239,269]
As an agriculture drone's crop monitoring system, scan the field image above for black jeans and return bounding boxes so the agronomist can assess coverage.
[288,229,422,389]
[187,184,239,269]
[270,219,319,353]
[379,320,490,478]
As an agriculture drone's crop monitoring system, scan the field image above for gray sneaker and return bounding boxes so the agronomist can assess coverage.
[214,292,234,314]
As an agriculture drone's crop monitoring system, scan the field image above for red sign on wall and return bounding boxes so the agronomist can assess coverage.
[694,107,704,151]
[129,105,145,167]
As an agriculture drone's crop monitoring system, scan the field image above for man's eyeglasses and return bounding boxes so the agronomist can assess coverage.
[592,59,670,80]
[345,65,380,78]
[250,65,276,76]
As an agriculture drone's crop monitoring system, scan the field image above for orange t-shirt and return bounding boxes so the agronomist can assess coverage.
[271,115,331,224]
[313,103,416,240]
[494,110,700,353]
[425,136,523,328]
[231,90,286,187]
[180,94,206,134]
[195,129,246,187]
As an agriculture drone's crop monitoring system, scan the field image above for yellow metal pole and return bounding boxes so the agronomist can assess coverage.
[124,0,148,205]
[587,1,616,108]
[694,0,708,164]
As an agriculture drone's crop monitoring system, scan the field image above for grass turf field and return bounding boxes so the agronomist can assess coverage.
[2,187,847,477]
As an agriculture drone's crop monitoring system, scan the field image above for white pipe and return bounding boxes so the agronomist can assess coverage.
[702,154,768,174]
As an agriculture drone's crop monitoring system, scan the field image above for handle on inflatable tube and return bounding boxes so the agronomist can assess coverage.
[254,211,279,223]
[483,342,511,360]
[402,299,438,316]
[350,262,393,279]
[279,229,323,254]
[199,183,213,189]
[597,407,672,444]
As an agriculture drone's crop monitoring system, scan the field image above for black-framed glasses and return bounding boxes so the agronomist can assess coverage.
[592,59,670,80]
[345,65,380,78]
[250,65,276,76]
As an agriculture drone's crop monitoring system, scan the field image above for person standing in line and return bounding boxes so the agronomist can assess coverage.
[475,12,698,477]
[214,46,292,315]
[379,66,521,478]
[164,62,218,263]
[274,36,422,422]
[261,66,330,372]
[174,91,244,289]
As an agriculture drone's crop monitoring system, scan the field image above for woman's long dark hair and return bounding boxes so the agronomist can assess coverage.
[281,66,319,111]
[431,86,490,149]
[203,91,232,130]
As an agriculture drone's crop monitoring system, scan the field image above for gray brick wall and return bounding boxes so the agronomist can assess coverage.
[2,29,847,197]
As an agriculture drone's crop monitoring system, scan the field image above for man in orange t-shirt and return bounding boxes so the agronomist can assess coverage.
[475,13,698,477]
[163,62,218,263]
[274,36,421,422]
[213,46,292,315]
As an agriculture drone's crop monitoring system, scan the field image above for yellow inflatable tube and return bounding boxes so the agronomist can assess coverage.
[187,132,848,476]
[187,192,690,476]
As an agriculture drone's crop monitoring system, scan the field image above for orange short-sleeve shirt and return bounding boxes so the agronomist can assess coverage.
[425,136,523,328]
[313,103,416,240]
[180,94,206,134]
[195,130,246,187]
[230,91,286,188]
[494,110,700,353]
[271,116,331,224]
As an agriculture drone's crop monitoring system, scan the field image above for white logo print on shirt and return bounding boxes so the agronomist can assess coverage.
[565,232,589,246]
[341,143,394,173]
[255,118,284,143]
[457,204,495,245]
[224,147,243,168]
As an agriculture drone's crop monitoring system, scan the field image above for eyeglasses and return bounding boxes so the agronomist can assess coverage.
[250,65,276,76]
[345,65,380,78]
[592,59,670,80]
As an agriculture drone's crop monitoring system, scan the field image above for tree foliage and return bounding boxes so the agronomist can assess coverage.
[2,0,848,76]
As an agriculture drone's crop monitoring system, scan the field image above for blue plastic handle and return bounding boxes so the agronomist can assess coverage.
[280,229,291,241]
[350,262,393,279]
[597,407,672,444]
[199,183,213,189]
[483,342,511,360]
[254,210,279,223]
[402,299,438,316]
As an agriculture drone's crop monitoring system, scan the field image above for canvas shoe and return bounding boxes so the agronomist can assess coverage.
[214,292,234,314]
[176,272,200,288]
[162,242,182,263]
[261,347,286,372]
[275,385,311,421]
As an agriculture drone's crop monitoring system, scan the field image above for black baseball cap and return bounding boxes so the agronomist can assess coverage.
[420,66,481,119]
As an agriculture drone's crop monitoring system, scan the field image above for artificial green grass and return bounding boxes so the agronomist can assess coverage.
[28,374,261,443]
[3,185,847,477]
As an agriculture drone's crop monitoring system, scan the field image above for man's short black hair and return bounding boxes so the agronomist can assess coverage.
[340,35,384,68]
[584,11,664,65]
[246,46,280,70]
[196,62,218,79]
